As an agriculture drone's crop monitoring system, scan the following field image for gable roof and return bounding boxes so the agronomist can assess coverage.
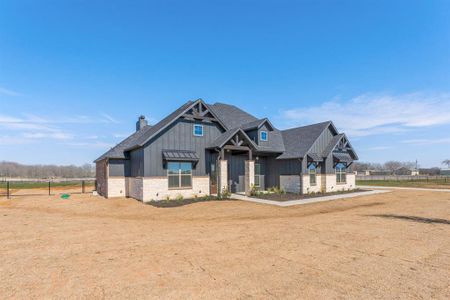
[240,118,274,131]
[277,121,332,159]
[94,125,151,162]
[209,128,258,149]
[208,103,258,129]
[322,133,358,160]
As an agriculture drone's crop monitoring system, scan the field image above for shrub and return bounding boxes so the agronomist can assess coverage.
[175,194,184,201]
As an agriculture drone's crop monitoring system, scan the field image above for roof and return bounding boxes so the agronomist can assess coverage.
[162,150,199,161]
[208,103,258,129]
[240,118,274,131]
[94,125,151,162]
[322,133,345,157]
[277,121,332,159]
[333,152,353,163]
[95,100,356,162]
[209,128,258,149]
[307,153,324,162]
[124,100,195,151]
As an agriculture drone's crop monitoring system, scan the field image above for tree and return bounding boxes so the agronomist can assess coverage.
[442,159,450,168]
[383,161,403,172]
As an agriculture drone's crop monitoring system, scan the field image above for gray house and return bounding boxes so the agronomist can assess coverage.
[95,99,358,201]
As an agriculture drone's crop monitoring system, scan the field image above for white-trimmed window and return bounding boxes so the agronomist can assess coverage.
[336,162,347,184]
[193,124,203,136]
[308,163,317,186]
[168,162,192,189]
[260,131,268,141]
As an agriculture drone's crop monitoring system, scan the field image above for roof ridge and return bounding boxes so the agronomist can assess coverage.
[281,121,331,132]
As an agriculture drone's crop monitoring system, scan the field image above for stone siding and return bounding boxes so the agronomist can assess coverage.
[95,160,108,197]
[219,160,228,193]
[302,174,322,194]
[126,177,144,200]
[107,177,126,197]
[142,176,210,202]
[244,160,255,195]
[280,175,301,193]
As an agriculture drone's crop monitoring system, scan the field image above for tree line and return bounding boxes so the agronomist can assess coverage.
[0,161,95,179]
[353,160,450,175]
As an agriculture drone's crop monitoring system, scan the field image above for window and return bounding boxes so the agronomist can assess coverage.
[336,162,347,184]
[193,124,203,136]
[167,162,192,189]
[254,163,261,187]
[260,131,268,141]
[308,163,317,186]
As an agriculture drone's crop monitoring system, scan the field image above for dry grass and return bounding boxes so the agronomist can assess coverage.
[0,190,449,299]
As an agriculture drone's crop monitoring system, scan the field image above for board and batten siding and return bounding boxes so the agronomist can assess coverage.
[306,127,334,174]
[264,157,301,188]
[108,159,130,177]
[130,148,144,177]
[142,119,224,177]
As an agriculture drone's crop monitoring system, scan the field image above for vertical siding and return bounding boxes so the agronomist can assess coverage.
[265,157,301,188]
[108,159,130,177]
[258,124,270,148]
[130,149,144,177]
[142,119,224,176]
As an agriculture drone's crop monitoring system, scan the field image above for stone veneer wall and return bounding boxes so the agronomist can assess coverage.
[280,175,301,193]
[301,174,323,194]
[137,176,210,202]
[321,173,356,193]
[107,177,126,197]
[96,160,108,197]
[244,160,255,195]
[219,160,228,193]
[126,177,144,200]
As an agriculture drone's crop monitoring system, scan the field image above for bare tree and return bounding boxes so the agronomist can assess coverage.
[383,161,403,172]
[442,159,450,168]
[0,161,95,179]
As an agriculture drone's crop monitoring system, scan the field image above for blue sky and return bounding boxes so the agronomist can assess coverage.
[1,0,449,167]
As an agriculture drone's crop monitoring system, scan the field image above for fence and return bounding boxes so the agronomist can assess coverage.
[0,178,96,199]
[357,175,449,181]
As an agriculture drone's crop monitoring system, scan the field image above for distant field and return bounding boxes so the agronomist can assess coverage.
[1,181,95,189]
[357,179,450,189]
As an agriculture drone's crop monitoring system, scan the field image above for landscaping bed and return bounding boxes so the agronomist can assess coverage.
[251,188,367,201]
[145,196,234,207]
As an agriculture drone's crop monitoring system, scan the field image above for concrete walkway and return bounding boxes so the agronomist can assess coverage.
[231,189,391,207]
[358,185,450,193]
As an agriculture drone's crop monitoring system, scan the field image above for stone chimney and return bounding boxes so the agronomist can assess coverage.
[136,115,148,131]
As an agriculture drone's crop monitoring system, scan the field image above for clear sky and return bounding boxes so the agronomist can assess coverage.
[1,0,449,167]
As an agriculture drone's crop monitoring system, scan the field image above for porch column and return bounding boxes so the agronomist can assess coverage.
[219,159,228,194]
[244,160,255,196]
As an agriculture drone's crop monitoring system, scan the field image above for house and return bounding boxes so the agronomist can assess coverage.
[95,99,358,201]
[393,167,419,176]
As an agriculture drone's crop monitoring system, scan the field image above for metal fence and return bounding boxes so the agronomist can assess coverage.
[0,178,96,199]
[356,175,449,181]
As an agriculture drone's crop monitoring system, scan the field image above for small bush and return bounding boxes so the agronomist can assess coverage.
[175,194,184,201]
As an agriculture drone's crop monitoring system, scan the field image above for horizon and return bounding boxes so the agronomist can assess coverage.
[1,1,450,168]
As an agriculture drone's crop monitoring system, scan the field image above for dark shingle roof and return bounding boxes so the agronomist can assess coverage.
[277,121,332,159]
[240,118,274,131]
[94,125,151,162]
[209,103,258,129]
[333,152,353,163]
[124,100,194,150]
[209,128,258,149]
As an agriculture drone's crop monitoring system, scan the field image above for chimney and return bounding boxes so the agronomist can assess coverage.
[136,115,148,131]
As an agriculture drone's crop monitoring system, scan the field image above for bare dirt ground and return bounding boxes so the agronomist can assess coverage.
[0,190,449,299]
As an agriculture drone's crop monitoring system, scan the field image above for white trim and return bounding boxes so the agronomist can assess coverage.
[193,124,204,137]
[260,130,268,141]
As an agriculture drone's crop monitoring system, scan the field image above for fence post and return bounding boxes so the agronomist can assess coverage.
[82,180,85,193]
[48,181,51,196]
[7,181,10,199]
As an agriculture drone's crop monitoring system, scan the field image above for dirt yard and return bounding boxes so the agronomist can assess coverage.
[0,190,449,299]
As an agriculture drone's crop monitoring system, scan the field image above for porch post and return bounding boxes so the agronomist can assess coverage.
[244,160,255,196]
[219,159,228,195]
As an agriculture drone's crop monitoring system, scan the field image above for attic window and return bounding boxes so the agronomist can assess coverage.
[193,124,203,136]
[260,131,268,141]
